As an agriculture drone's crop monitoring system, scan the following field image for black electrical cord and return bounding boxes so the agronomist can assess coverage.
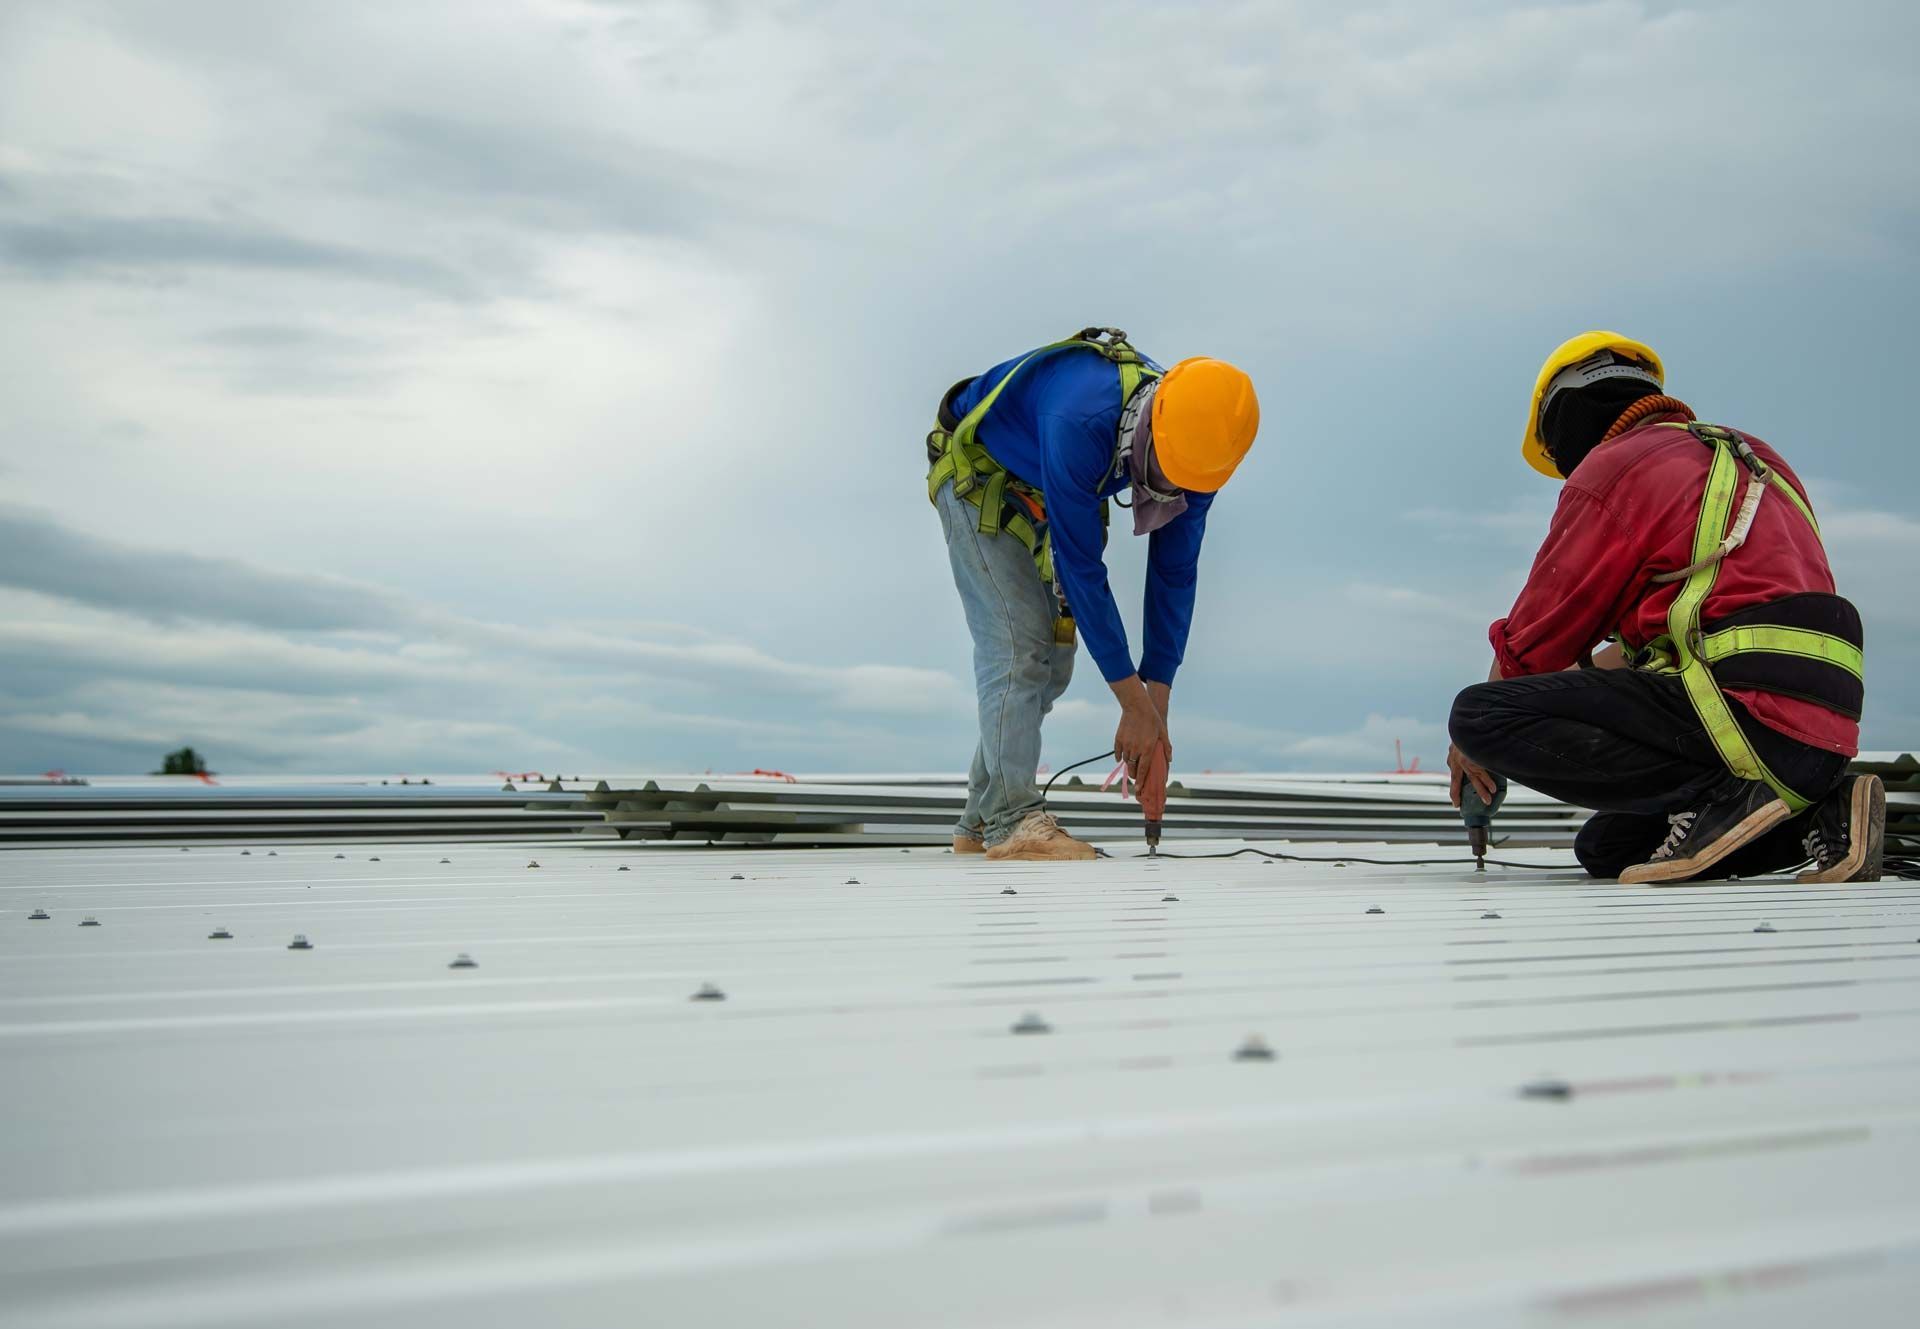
[1129,845,1586,870]
[1042,750,1118,799]
[1044,748,1588,871]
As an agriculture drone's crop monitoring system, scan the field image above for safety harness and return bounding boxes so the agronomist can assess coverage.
[1633,422,1865,811]
[926,328,1161,644]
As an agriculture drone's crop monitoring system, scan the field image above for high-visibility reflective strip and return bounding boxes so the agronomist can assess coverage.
[1661,435,1811,813]
[1700,625,1863,678]
[927,334,1151,594]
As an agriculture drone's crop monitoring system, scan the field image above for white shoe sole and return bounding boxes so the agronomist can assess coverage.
[1796,777,1886,884]
[1619,797,1793,886]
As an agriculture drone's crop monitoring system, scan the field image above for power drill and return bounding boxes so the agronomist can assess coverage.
[1138,740,1170,855]
[1460,772,1509,872]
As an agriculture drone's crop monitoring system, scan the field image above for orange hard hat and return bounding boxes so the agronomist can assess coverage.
[1150,357,1258,492]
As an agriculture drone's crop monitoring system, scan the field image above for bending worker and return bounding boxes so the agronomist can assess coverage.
[927,328,1258,861]
[1448,332,1882,885]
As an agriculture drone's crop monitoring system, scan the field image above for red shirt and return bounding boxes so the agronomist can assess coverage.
[1490,414,1859,757]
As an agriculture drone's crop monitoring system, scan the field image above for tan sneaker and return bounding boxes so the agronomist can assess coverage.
[952,834,986,855]
[985,811,1096,862]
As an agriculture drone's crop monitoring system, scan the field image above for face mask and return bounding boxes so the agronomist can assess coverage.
[1117,381,1188,536]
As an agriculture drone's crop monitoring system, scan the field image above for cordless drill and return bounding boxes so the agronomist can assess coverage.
[1138,740,1170,855]
[1460,772,1509,872]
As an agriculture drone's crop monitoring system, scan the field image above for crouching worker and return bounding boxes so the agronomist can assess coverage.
[1447,332,1882,885]
[927,328,1257,861]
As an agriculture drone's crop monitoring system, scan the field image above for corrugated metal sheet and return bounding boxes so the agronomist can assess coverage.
[6,838,1920,1326]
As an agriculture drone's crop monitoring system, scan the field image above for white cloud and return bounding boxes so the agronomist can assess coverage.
[1,0,1915,769]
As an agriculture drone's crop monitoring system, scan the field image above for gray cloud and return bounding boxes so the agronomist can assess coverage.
[0,215,473,296]
[0,504,414,633]
[0,0,1914,776]
[344,109,759,241]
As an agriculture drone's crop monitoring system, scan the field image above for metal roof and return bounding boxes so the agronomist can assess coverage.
[5,837,1920,1326]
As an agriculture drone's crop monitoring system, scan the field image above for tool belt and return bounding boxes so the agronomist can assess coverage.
[926,329,1152,646]
[1630,422,1865,811]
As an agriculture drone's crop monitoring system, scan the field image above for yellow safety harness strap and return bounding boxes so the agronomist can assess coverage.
[1657,428,1817,812]
[925,331,1154,644]
[1699,624,1863,678]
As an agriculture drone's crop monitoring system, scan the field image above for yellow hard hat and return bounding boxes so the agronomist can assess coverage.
[1151,357,1258,492]
[1522,331,1664,478]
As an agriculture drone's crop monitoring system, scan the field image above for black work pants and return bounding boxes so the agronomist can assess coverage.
[1449,668,1848,879]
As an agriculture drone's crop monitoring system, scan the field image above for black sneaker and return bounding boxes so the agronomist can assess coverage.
[1796,774,1885,884]
[1619,780,1793,885]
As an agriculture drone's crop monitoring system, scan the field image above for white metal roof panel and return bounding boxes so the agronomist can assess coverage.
[4,840,1919,1327]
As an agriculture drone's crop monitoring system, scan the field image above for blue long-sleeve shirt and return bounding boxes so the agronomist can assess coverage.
[949,344,1214,686]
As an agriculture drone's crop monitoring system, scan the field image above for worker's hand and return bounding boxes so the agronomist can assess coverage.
[1447,743,1498,809]
[1112,696,1171,780]
[1144,679,1171,720]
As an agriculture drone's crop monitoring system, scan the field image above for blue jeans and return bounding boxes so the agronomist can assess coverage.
[934,479,1076,845]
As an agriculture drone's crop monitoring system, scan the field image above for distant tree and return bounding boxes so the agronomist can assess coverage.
[155,747,209,776]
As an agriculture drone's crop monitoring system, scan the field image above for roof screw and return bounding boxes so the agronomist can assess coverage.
[29,909,50,920]
[369,856,381,862]
[209,928,233,940]
[1162,895,1180,902]
[334,853,346,859]
[526,860,542,869]
[1482,911,1502,920]
[691,983,726,1001]
[729,874,745,881]
[1000,888,1017,896]
[1365,907,1385,915]
[449,953,478,969]
[288,934,313,950]
[439,858,451,864]
[1334,862,1349,868]
[1233,1035,1276,1062]
[241,850,251,856]
[617,865,631,871]
[1520,1079,1574,1101]
[845,878,861,885]
[180,846,190,852]
[79,917,100,927]
[1754,922,1776,933]
[1011,1012,1051,1035]
[268,851,278,856]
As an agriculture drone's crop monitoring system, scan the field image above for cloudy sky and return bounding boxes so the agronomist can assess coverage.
[2,0,1916,777]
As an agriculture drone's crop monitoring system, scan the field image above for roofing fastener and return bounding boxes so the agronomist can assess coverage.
[334,854,345,859]
[1011,1012,1051,1035]
[729,874,745,881]
[1234,1035,1276,1062]
[79,917,100,927]
[208,928,233,940]
[268,851,278,856]
[845,878,861,885]
[369,856,381,862]
[449,953,478,969]
[439,858,451,864]
[527,861,540,869]
[1365,907,1385,915]
[617,865,630,871]
[691,983,726,1002]
[288,934,313,950]
[1520,1079,1574,1101]
[241,850,251,856]
[1754,922,1776,933]
[1482,912,1502,919]
[1000,888,1018,896]
[29,909,50,920]
[1162,895,1180,902]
